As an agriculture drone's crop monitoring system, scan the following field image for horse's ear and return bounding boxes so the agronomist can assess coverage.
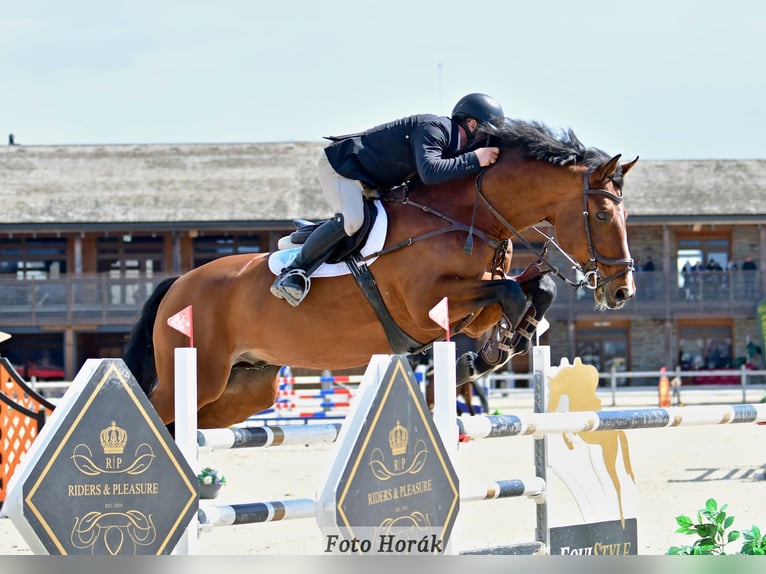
[592,154,622,182]
[621,156,639,177]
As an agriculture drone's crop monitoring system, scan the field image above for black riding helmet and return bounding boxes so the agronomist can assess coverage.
[452,93,505,130]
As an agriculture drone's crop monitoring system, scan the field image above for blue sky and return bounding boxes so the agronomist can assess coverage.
[2,0,764,160]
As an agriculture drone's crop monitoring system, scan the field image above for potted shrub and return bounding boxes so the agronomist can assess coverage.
[197,466,226,499]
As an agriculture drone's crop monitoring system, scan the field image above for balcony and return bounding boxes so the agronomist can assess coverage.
[0,270,763,329]
[0,274,178,327]
[532,269,763,321]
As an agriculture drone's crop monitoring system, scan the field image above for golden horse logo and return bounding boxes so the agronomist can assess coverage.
[548,358,636,527]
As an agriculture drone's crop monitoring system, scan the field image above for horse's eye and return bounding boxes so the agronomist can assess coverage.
[596,211,611,222]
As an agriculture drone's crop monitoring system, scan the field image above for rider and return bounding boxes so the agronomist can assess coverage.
[270,92,505,307]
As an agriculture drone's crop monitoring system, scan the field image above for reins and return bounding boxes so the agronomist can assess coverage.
[361,187,504,261]
[364,165,633,292]
[475,166,634,290]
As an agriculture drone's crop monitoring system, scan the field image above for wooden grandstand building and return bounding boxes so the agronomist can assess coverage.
[1,141,764,383]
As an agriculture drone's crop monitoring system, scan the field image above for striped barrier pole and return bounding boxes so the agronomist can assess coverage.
[198,478,545,528]
[199,498,317,528]
[459,477,546,503]
[458,403,766,440]
[199,403,766,450]
[197,423,343,450]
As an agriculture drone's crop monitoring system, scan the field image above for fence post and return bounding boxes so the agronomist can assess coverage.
[741,363,748,403]
[533,345,550,548]
[174,346,198,555]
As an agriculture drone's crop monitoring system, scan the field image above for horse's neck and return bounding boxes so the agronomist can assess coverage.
[492,160,579,232]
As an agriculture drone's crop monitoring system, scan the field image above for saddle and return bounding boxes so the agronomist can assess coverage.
[286,200,379,263]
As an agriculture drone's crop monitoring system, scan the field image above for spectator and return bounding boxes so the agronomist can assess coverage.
[642,256,655,299]
[682,260,701,300]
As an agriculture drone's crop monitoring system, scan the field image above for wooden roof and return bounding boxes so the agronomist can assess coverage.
[1,142,764,227]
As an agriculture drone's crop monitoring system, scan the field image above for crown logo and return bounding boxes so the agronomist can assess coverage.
[389,420,408,456]
[100,421,128,455]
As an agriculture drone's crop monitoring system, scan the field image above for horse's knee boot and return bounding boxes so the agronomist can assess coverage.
[508,306,539,355]
[470,316,517,375]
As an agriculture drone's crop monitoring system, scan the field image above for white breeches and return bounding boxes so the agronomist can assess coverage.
[317,153,365,236]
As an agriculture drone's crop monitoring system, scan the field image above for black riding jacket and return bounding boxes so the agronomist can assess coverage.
[323,114,481,190]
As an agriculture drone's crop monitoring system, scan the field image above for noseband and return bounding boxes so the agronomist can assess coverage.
[477,166,635,291]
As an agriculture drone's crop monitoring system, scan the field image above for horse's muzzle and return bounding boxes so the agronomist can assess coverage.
[614,286,633,305]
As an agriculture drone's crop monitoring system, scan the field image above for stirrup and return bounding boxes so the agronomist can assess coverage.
[270,268,312,307]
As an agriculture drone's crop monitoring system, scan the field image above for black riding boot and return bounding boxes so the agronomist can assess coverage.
[270,214,347,307]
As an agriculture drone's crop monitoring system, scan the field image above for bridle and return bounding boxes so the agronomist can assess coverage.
[476,166,635,291]
[372,164,634,291]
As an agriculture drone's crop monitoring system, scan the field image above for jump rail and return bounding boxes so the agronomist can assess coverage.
[197,404,766,450]
[197,423,343,449]
[458,404,766,439]
[198,477,546,528]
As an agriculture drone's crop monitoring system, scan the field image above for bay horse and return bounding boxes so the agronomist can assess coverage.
[124,120,638,429]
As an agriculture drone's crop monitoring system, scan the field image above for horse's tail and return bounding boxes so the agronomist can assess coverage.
[123,276,179,396]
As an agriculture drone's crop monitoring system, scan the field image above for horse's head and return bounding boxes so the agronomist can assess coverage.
[464,120,638,310]
[553,154,638,309]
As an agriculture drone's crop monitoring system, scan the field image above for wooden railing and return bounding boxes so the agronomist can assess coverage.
[0,270,763,327]
[0,273,178,327]
[545,269,763,320]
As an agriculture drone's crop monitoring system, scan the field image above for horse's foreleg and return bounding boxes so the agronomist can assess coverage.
[455,278,526,386]
[455,273,556,386]
[508,272,557,355]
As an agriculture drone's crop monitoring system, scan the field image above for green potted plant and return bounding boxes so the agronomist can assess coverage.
[667,498,766,555]
[197,466,226,499]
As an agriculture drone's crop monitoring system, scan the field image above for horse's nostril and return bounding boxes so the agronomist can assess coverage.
[615,287,631,302]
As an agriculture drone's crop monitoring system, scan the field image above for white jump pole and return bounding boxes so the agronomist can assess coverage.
[432,341,458,458]
[173,346,198,555]
[432,340,458,553]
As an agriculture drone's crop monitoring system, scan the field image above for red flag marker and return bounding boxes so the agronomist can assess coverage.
[167,305,194,347]
[428,296,450,341]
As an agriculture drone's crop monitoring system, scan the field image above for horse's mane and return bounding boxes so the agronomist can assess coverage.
[472,119,626,190]
[476,119,611,168]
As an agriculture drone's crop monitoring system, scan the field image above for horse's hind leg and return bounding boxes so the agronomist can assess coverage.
[196,364,281,428]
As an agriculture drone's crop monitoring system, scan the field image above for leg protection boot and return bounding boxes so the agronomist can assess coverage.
[270,214,347,307]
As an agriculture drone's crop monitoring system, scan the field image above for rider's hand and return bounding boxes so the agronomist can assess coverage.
[475,147,500,167]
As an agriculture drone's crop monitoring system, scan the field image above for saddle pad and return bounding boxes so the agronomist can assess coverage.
[267,200,387,277]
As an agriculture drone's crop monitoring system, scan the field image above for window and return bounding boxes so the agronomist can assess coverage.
[575,324,629,383]
[0,237,67,279]
[96,236,164,305]
[676,236,730,288]
[193,234,265,268]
